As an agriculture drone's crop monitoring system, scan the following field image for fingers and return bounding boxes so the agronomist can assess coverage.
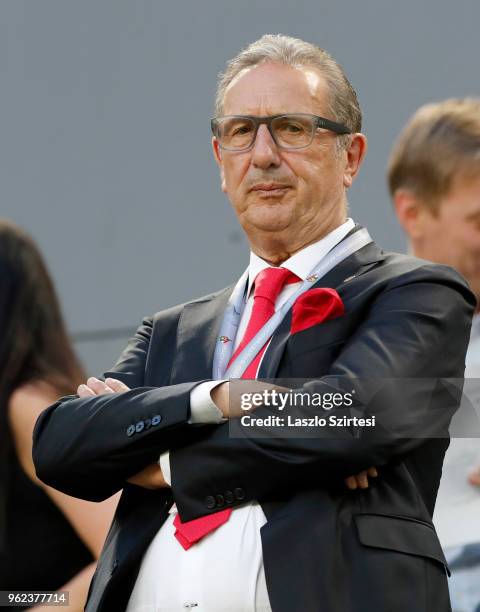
[356,470,369,489]
[344,467,379,490]
[77,384,95,397]
[77,376,131,397]
[105,377,131,392]
[86,377,115,395]
[344,475,358,490]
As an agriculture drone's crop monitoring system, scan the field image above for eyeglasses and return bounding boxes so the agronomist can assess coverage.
[211,113,352,151]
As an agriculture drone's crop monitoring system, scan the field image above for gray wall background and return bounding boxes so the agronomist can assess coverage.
[1,0,478,375]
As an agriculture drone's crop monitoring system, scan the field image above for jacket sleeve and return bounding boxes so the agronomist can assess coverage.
[169,265,476,521]
[32,316,204,501]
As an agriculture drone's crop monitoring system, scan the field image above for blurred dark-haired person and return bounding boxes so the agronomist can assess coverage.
[389,98,480,612]
[0,219,119,610]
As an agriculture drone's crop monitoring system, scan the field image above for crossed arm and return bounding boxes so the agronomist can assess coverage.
[78,376,377,491]
[32,265,475,514]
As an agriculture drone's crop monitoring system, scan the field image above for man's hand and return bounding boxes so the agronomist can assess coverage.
[211,380,288,418]
[77,377,169,489]
[344,467,378,490]
[211,381,379,490]
[77,376,130,396]
[211,381,230,417]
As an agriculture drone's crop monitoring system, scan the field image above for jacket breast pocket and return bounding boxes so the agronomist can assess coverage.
[285,314,356,377]
[286,342,345,378]
[287,311,358,356]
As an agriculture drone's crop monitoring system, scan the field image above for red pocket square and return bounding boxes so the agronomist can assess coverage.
[291,288,344,335]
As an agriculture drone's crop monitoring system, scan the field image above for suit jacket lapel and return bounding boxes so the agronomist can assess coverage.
[258,238,386,380]
[169,228,385,384]
[170,286,233,384]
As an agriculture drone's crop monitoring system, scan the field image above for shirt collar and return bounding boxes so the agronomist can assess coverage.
[246,218,356,298]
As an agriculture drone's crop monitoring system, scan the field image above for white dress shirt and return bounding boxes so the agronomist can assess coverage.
[126,218,355,612]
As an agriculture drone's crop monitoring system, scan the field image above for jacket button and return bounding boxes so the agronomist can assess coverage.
[152,415,162,426]
[216,494,225,507]
[126,424,136,437]
[135,421,145,433]
[205,495,216,509]
[234,487,245,500]
[144,417,152,429]
[224,490,234,504]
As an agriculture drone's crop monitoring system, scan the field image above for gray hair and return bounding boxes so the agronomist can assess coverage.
[214,34,362,146]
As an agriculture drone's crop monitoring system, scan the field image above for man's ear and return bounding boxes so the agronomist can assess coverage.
[393,189,429,240]
[343,133,368,188]
[212,137,227,193]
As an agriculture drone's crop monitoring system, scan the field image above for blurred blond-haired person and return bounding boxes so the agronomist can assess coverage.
[389,98,480,612]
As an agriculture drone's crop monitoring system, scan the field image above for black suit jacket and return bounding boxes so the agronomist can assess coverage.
[33,231,475,612]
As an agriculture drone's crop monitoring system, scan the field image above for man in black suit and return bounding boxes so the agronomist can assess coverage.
[33,35,474,612]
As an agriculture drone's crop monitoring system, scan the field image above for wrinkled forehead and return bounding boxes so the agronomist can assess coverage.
[222,62,331,117]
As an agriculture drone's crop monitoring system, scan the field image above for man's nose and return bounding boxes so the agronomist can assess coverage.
[251,124,281,168]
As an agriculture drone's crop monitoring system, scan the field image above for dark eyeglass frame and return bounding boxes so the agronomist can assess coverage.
[211,113,352,151]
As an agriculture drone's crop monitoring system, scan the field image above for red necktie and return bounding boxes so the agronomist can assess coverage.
[173,267,299,549]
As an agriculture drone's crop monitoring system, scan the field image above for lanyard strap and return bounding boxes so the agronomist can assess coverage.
[212,227,372,379]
